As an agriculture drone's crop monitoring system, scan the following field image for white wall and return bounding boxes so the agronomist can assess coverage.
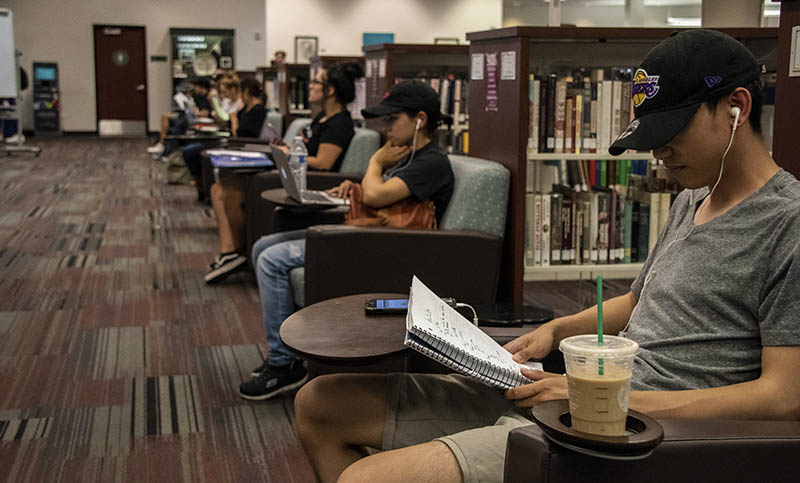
[4,0,265,131]
[266,0,502,59]
[503,3,702,28]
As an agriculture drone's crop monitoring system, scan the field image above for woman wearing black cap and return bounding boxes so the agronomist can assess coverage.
[237,81,455,401]
[204,63,362,284]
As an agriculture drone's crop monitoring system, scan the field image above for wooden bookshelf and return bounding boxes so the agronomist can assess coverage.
[466,27,779,302]
[525,263,644,281]
[256,63,310,130]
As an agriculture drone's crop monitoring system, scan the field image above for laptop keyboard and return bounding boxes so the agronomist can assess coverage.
[302,190,336,203]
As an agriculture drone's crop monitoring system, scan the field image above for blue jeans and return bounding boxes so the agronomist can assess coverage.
[183,143,204,178]
[252,229,307,367]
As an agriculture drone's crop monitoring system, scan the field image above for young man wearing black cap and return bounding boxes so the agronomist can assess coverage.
[294,29,800,483]
[237,81,454,401]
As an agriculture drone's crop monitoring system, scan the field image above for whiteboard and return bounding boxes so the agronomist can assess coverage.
[0,9,17,97]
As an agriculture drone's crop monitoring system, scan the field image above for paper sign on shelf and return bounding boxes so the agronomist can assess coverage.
[501,51,516,80]
[471,53,484,80]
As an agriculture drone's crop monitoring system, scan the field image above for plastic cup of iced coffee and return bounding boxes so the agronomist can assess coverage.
[559,335,639,436]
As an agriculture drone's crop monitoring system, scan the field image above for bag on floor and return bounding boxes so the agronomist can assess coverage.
[165,150,193,185]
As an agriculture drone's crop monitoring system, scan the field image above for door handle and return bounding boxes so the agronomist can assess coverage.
[136,84,145,91]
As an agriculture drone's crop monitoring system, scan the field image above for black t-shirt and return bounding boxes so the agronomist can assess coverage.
[193,93,211,112]
[384,142,455,224]
[236,104,267,138]
[305,111,354,172]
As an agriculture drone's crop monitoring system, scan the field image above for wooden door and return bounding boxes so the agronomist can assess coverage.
[93,25,147,135]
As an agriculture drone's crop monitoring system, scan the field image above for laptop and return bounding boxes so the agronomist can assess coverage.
[272,148,349,206]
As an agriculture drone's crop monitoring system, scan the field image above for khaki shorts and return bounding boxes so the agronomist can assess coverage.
[383,373,534,483]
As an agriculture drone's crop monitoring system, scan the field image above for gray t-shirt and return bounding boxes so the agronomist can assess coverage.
[626,169,800,391]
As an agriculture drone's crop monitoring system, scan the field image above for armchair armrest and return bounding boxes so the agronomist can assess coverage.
[304,224,503,306]
[504,418,800,483]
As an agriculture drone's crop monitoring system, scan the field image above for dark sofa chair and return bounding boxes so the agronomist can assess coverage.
[285,155,511,308]
[504,416,800,482]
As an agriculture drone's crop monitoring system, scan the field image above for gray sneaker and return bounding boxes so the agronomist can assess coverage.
[204,253,247,284]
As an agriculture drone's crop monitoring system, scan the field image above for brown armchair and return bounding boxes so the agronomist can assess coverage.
[286,155,511,308]
[504,414,800,482]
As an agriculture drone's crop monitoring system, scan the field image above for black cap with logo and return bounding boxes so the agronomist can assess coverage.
[609,29,761,156]
[361,80,441,119]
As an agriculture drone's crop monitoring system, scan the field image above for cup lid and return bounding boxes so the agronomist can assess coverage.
[559,335,639,358]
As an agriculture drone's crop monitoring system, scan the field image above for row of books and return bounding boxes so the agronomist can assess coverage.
[527,68,637,156]
[393,76,469,126]
[435,129,469,155]
[526,158,653,194]
[525,185,676,268]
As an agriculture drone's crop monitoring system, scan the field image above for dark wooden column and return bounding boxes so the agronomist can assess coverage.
[773,0,800,177]
[467,31,530,304]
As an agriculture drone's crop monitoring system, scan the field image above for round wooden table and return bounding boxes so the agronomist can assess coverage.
[280,293,410,363]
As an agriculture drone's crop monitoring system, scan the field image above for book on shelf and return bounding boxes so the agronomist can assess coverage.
[528,69,641,155]
[525,158,677,269]
[404,276,542,390]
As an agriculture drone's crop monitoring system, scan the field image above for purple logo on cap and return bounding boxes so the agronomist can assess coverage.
[704,76,723,88]
[632,69,660,107]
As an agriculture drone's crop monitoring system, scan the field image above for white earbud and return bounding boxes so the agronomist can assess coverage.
[416,118,421,129]
[730,106,741,127]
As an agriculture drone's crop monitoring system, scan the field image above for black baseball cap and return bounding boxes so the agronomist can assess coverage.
[361,80,441,119]
[609,29,761,156]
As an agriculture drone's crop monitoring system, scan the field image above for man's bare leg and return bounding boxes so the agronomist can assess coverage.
[294,374,389,483]
[338,441,462,483]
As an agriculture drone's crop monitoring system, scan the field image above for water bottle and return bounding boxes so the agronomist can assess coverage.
[288,135,308,192]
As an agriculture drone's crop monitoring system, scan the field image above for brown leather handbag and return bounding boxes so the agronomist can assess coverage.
[344,183,437,229]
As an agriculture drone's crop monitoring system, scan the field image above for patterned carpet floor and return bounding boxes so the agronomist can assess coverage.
[0,137,633,482]
[0,138,313,483]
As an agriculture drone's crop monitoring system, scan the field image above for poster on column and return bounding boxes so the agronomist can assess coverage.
[485,52,498,112]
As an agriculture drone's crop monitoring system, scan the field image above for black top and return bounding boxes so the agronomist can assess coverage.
[236,104,267,138]
[305,111,354,172]
[384,141,455,224]
[193,93,211,113]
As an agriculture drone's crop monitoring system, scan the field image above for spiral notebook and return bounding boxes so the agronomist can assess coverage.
[404,276,542,390]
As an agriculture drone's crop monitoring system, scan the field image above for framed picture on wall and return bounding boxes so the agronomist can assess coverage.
[294,36,318,64]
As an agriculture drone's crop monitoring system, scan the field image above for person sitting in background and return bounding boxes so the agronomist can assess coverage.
[203,62,362,284]
[209,73,243,131]
[182,75,244,191]
[237,80,455,401]
[147,77,212,157]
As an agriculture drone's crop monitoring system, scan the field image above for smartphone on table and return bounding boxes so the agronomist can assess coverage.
[364,298,409,315]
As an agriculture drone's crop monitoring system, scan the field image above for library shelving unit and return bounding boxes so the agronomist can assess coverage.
[466,26,779,304]
[256,62,311,128]
[362,43,471,149]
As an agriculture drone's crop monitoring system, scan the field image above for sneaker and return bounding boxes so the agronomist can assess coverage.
[5,133,25,144]
[204,252,247,284]
[239,361,308,401]
[147,142,164,155]
[251,360,270,377]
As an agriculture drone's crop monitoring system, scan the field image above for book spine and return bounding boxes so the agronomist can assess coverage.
[615,193,624,263]
[611,80,622,143]
[638,201,650,262]
[561,194,572,263]
[564,96,574,153]
[574,93,583,154]
[582,199,591,264]
[554,78,567,153]
[624,200,633,263]
[597,192,609,264]
[533,193,542,266]
[541,194,551,267]
[525,193,534,267]
[600,80,612,152]
[530,77,540,156]
[589,192,599,263]
[539,79,548,153]
[609,189,617,265]
[546,74,557,152]
[583,77,594,153]
[648,192,660,255]
[550,193,562,264]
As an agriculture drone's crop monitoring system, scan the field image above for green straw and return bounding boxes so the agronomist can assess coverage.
[597,276,604,376]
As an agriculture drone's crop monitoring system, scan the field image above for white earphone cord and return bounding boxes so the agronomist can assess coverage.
[620,107,740,336]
